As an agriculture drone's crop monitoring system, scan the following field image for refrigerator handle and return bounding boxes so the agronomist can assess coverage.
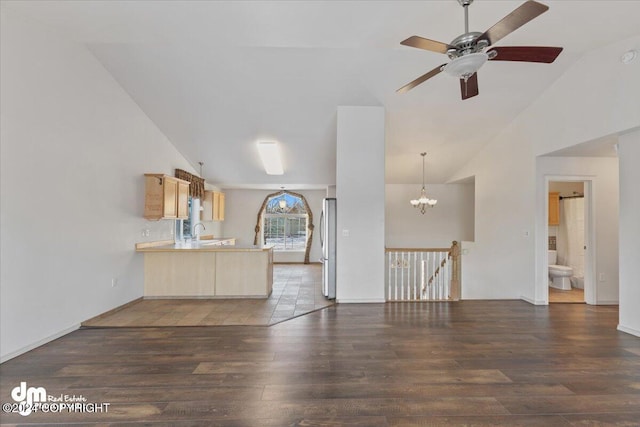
[319,210,324,248]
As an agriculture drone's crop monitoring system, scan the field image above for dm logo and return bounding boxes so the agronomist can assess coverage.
[11,382,46,416]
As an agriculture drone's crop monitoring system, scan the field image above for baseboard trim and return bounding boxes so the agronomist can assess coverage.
[81,297,143,326]
[521,295,535,305]
[521,296,547,305]
[1,324,80,364]
[336,298,386,304]
[595,300,619,305]
[617,324,640,337]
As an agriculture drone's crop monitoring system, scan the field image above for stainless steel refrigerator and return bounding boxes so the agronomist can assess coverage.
[320,198,336,299]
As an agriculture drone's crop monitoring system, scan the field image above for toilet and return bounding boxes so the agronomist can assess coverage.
[548,250,573,291]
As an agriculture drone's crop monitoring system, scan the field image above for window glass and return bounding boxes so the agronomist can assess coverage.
[175,197,194,240]
[264,193,307,251]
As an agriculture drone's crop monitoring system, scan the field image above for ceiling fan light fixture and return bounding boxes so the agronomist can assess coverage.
[443,52,488,79]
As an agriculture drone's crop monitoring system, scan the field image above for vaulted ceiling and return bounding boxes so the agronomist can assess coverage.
[5,1,640,188]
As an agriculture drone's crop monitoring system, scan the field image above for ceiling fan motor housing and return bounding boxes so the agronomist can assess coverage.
[447,32,489,59]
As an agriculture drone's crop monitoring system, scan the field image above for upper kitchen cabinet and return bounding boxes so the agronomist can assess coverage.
[548,192,560,226]
[201,190,225,222]
[176,180,189,219]
[144,174,190,220]
[214,191,225,221]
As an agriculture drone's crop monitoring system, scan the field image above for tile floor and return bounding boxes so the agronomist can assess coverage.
[83,264,333,327]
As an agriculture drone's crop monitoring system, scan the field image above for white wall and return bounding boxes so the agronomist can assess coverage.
[618,130,640,337]
[0,10,198,361]
[222,188,325,263]
[448,35,639,303]
[336,106,385,303]
[536,157,619,304]
[455,125,537,300]
[385,184,474,248]
[460,241,478,298]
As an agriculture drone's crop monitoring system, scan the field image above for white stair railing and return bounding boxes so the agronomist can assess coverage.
[385,241,460,302]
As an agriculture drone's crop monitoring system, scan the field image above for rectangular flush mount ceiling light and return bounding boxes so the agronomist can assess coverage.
[257,141,284,175]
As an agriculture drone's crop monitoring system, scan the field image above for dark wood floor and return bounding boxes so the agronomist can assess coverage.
[1,301,639,426]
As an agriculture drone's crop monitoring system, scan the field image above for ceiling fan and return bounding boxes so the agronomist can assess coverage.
[397,0,563,100]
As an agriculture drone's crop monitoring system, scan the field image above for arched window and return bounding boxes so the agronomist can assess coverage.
[254,190,314,263]
[264,193,307,250]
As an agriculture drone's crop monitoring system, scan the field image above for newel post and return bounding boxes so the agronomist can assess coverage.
[450,241,461,301]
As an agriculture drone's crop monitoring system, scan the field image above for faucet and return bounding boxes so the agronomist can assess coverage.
[193,223,206,241]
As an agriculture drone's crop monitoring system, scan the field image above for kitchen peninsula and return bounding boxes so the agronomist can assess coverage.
[136,240,273,298]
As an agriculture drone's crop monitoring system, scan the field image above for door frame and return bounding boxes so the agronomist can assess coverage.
[540,176,596,305]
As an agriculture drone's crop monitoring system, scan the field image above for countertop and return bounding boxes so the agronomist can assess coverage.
[136,240,272,253]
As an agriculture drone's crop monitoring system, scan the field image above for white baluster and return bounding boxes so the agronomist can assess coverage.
[414,252,418,300]
[438,252,442,300]
[393,252,397,301]
[400,252,405,301]
[420,257,425,299]
[441,252,445,300]
[387,252,393,300]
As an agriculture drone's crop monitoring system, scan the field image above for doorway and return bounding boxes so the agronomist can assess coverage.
[545,178,594,304]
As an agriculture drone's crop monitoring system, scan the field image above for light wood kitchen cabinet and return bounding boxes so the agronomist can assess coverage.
[215,250,272,297]
[200,191,213,221]
[201,190,225,222]
[139,245,273,298]
[177,180,189,219]
[143,252,216,296]
[144,174,190,220]
[548,192,560,225]
[214,191,225,221]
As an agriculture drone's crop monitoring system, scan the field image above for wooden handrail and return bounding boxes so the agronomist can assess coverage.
[431,241,458,283]
[420,241,459,298]
[427,257,448,286]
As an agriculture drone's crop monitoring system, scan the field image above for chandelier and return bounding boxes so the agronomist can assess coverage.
[410,152,437,214]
